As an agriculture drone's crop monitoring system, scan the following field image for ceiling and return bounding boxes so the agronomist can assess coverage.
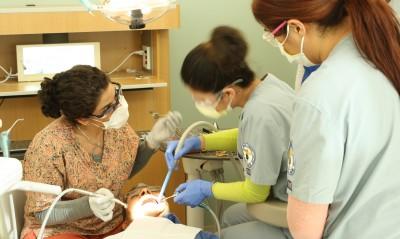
[0,0,101,12]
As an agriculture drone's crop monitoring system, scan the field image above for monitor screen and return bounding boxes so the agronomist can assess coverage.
[16,42,101,82]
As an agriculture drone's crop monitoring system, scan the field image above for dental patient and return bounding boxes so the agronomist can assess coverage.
[107,183,218,239]
[122,184,170,229]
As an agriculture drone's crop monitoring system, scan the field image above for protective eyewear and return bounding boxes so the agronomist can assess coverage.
[262,21,288,47]
[91,82,122,119]
[192,78,243,106]
[127,185,161,199]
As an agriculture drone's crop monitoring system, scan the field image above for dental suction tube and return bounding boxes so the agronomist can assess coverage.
[158,121,218,202]
[37,188,127,239]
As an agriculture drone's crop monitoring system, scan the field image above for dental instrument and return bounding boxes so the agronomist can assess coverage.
[37,188,127,239]
[160,193,177,202]
[158,121,218,202]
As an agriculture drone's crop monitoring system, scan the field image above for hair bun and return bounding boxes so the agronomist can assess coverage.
[39,77,61,118]
[210,26,248,68]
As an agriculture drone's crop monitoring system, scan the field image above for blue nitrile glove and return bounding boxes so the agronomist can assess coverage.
[165,136,201,170]
[174,179,213,207]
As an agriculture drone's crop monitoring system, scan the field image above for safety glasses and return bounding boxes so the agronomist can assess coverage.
[262,21,288,47]
[91,81,122,119]
[127,185,161,199]
[192,91,223,108]
[192,78,243,106]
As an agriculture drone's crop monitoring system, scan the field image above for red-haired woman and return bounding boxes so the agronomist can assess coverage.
[251,0,400,239]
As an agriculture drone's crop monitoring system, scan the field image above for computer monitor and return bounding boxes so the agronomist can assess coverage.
[16,42,101,82]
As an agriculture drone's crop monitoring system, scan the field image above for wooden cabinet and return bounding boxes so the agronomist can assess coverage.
[0,7,186,221]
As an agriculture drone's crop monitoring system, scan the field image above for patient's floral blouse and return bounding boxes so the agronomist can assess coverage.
[21,117,139,238]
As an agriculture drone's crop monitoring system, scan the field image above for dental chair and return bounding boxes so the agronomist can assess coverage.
[0,157,28,239]
[0,157,62,239]
[0,189,26,238]
[247,199,288,228]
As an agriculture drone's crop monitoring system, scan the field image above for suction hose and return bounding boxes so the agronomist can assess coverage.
[158,121,218,201]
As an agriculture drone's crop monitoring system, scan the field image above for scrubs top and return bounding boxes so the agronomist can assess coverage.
[288,36,400,238]
[22,118,139,237]
[238,74,295,201]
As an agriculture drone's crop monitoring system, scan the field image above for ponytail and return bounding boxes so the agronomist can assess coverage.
[346,0,400,94]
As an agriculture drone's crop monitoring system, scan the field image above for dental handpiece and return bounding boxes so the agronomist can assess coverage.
[88,191,128,208]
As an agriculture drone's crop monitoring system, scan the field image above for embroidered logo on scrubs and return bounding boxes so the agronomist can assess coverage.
[287,141,295,175]
[242,143,256,170]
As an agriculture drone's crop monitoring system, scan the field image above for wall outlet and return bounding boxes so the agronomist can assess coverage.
[142,45,151,71]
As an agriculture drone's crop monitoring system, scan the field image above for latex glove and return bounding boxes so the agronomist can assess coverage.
[164,136,201,170]
[146,111,183,149]
[174,180,213,207]
[89,188,115,222]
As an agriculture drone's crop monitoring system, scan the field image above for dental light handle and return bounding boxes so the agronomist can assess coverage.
[158,121,218,202]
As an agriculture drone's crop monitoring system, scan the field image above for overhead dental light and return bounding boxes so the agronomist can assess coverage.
[80,0,176,29]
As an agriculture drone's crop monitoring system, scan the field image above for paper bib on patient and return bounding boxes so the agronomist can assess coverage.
[106,216,202,239]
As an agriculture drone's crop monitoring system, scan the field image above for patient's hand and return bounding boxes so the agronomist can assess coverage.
[122,185,170,229]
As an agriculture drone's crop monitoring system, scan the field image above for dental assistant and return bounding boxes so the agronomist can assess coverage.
[166,26,295,239]
[22,65,182,239]
[252,0,400,238]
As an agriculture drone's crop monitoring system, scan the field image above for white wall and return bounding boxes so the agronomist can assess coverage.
[390,0,400,12]
[169,0,297,128]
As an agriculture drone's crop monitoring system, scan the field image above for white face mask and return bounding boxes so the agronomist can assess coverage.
[194,93,232,119]
[96,95,129,129]
[193,79,242,119]
[274,25,317,67]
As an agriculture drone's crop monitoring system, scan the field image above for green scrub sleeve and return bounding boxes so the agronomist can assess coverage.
[202,128,238,152]
[211,178,270,203]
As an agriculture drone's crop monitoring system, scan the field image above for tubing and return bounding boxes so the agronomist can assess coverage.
[199,202,221,238]
[37,188,127,239]
[158,121,217,201]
